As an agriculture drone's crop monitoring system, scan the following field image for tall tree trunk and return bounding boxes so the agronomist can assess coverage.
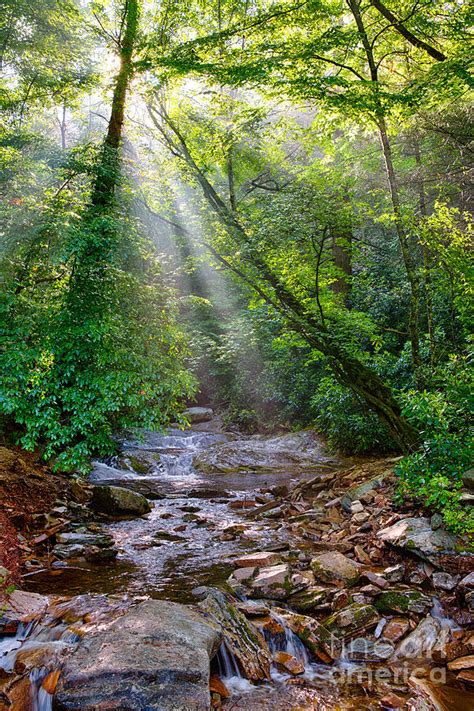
[348,0,423,386]
[330,190,352,307]
[67,0,139,320]
[413,138,436,370]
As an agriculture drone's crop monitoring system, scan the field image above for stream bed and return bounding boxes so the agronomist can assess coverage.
[10,425,473,710]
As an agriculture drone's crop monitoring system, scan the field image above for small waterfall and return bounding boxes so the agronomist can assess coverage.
[267,613,310,666]
[215,643,254,694]
[29,667,54,711]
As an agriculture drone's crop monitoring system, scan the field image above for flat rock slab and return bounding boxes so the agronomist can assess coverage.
[311,552,360,586]
[377,517,457,563]
[54,600,221,711]
[193,430,332,474]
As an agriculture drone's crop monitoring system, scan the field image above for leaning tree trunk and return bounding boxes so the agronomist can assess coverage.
[149,104,419,451]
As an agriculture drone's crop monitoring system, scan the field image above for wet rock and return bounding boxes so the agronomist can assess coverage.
[273,651,305,675]
[324,604,380,641]
[377,517,456,563]
[432,572,459,591]
[234,551,282,568]
[91,485,151,516]
[199,589,271,681]
[84,545,118,562]
[380,692,406,709]
[382,618,412,643]
[184,407,214,423]
[53,543,85,559]
[193,430,331,474]
[209,675,230,699]
[14,641,69,674]
[56,531,114,548]
[273,609,340,662]
[250,563,294,600]
[1,590,48,623]
[55,600,221,711]
[287,587,330,612]
[374,589,432,615]
[116,449,161,474]
[311,551,360,587]
[456,669,474,685]
[394,615,450,660]
[447,655,474,671]
[235,601,270,617]
[346,637,394,661]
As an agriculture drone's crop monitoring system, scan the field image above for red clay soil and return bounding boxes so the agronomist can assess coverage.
[0,445,70,587]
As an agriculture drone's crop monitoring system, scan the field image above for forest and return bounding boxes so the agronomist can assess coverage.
[0,1,473,709]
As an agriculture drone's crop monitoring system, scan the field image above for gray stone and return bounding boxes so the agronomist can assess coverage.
[377,517,457,563]
[462,468,474,491]
[250,563,293,599]
[311,551,360,586]
[56,531,114,548]
[184,407,214,423]
[394,616,450,660]
[432,572,459,591]
[55,600,221,711]
[324,604,380,641]
[459,572,474,589]
[53,543,85,559]
[382,564,405,583]
[374,589,432,615]
[91,485,151,516]
[346,637,394,661]
[341,474,388,513]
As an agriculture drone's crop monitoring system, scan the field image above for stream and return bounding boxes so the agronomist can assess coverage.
[5,424,472,709]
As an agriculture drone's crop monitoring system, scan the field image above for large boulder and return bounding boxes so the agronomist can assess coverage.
[184,407,214,423]
[193,430,332,474]
[54,600,221,711]
[90,485,151,516]
[311,552,360,587]
[377,517,457,563]
[394,616,450,660]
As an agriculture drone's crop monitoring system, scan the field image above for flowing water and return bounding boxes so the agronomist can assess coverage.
[26,428,332,601]
[9,425,473,709]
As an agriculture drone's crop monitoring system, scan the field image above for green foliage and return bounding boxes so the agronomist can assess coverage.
[310,376,393,454]
[395,358,474,537]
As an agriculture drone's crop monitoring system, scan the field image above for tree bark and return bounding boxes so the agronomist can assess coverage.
[348,0,423,386]
[368,0,446,62]
[149,103,419,450]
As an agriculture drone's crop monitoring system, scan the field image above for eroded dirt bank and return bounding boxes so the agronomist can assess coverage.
[1,420,473,710]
